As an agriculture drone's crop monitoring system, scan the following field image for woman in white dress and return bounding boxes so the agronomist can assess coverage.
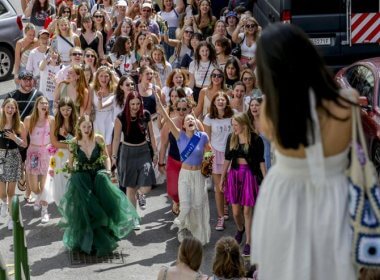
[251,23,356,280]
[45,97,77,204]
[91,66,118,157]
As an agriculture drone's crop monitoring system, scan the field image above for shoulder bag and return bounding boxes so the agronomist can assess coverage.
[231,35,245,59]
[348,104,380,269]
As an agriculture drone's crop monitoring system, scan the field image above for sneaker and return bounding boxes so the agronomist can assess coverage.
[33,200,41,211]
[242,244,251,257]
[7,219,13,230]
[136,192,146,210]
[215,217,225,231]
[133,218,141,230]
[1,202,8,218]
[41,208,49,223]
[234,227,245,245]
[223,205,229,220]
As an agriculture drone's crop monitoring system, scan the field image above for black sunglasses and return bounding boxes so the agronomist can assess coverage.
[245,24,257,29]
[72,52,83,56]
[85,54,95,58]
[94,15,104,18]
[211,73,223,78]
[125,82,135,87]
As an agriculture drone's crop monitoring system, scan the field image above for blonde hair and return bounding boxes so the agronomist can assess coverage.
[0,98,22,134]
[92,66,117,93]
[76,114,94,140]
[23,23,36,36]
[28,96,49,134]
[55,17,73,37]
[229,112,254,152]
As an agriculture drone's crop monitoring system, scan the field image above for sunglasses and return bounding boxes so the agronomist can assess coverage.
[85,54,95,58]
[243,77,253,81]
[94,15,103,18]
[71,52,83,56]
[63,10,70,14]
[251,96,263,102]
[211,73,223,78]
[184,30,193,34]
[176,107,188,112]
[245,24,257,29]
[125,82,135,87]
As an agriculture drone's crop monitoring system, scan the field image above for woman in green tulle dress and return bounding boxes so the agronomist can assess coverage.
[59,115,138,256]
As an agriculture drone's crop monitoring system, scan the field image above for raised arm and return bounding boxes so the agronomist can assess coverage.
[154,90,181,140]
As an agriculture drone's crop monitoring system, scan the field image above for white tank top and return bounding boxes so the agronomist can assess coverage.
[159,9,179,28]
[239,33,257,59]
[57,36,75,63]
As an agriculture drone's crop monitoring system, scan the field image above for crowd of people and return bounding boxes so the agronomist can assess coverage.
[0,0,374,279]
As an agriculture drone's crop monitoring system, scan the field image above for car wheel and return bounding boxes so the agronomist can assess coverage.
[0,46,14,82]
[371,141,380,179]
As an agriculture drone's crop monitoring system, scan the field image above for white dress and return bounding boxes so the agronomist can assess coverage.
[93,94,115,145]
[251,91,356,280]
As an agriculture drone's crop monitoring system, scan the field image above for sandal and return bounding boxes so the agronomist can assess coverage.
[24,195,36,204]
[17,180,27,191]
[172,203,180,216]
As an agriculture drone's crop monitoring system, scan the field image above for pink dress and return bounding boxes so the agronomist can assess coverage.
[26,120,51,175]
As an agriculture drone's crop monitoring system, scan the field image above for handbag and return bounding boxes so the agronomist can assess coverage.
[348,104,380,268]
[231,35,245,59]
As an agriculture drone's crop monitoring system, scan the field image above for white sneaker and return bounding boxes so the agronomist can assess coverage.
[133,218,140,230]
[41,208,49,223]
[33,200,41,211]
[1,202,8,218]
[7,219,13,230]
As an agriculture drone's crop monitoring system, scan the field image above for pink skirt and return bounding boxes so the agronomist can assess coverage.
[224,164,259,207]
[212,148,224,174]
[25,145,50,175]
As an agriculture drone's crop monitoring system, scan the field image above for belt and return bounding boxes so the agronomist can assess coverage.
[121,141,147,147]
[30,143,48,147]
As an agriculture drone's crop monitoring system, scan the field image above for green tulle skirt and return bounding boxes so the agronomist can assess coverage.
[58,169,138,256]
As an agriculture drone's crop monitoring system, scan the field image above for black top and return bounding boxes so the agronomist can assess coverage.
[117,110,151,144]
[168,132,180,160]
[7,89,43,121]
[80,34,100,53]
[0,129,19,149]
[225,132,265,181]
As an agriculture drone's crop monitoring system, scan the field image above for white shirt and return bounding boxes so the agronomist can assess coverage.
[203,114,233,152]
[239,33,257,59]
[26,48,46,77]
[158,9,179,28]
[39,65,61,101]
[189,60,217,88]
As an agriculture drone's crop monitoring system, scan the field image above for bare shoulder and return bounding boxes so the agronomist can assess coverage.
[95,134,105,144]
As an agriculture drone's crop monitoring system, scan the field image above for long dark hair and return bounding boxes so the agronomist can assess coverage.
[54,97,77,138]
[224,57,240,80]
[256,23,349,149]
[194,41,217,66]
[115,75,134,107]
[123,91,145,135]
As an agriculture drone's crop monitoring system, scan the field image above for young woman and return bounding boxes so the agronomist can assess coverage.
[240,69,261,105]
[24,96,55,224]
[83,48,99,75]
[220,112,266,257]
[188,41,218,103]
[251,24,356,279]
[151,45,172,88]
[79,13,105,59]
[93,9,112,55]
[59,115,138,257]
[247,95,271,171]
[134,31,156,62]
[113,75,136,121]
[193,0,216,38]
[46,4,76,35]
[203,93,234,231]
[161,69,193,105]
[45,97,77,205]
[24,0,55,31]
[74,2,90,34]
[158,97,203,217]
[111,92,157,230]
[207,20,229,48]
[194,68,227,119]
[209,237,253,280]
[215,37,232,70]
[158,0,185,58]
[163,25,193,69]
[224,57,241,90]
[179,32,203,69]
[156,91,211,245]
[232,17,260,68]
[230,82,248,113]
[108,18,135,52]
[109,36,137,77]
[38,49,61,113]
[225,11,239,41]
[50,17,80,65]
[13,23,38,85]
[91,66,118,156]
[0,99,28,230]
[157,237,208,280]
[54,64,90,116]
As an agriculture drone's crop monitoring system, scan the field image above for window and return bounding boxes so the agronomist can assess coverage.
[0,3,6,16]
[292,0,342,15]
[352,0,379,13]
[345,65,375,106]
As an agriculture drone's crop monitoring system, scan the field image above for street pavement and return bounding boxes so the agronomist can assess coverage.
[0,182,241,280]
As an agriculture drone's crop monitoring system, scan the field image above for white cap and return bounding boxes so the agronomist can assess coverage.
[117,0,128,7]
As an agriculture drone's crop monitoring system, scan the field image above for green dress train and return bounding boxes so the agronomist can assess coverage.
[58,141,138,256]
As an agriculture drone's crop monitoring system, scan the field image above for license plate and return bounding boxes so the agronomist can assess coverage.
[310,38,331,46]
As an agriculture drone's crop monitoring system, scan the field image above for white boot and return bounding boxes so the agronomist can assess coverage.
[41,205,49,223]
